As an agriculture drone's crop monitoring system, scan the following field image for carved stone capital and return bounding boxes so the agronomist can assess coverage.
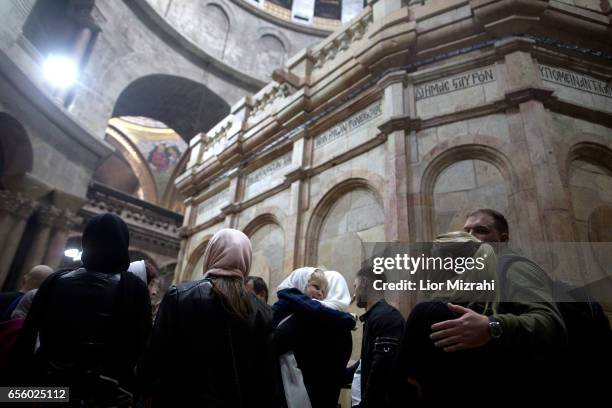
[37,206,64,228]
[0,190,39,219]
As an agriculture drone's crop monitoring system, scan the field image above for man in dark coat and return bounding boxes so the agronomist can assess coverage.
[350,259,404,408]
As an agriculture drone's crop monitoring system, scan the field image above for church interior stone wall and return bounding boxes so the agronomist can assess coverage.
[176,1,612,333]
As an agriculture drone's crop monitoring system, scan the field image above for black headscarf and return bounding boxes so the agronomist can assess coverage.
[81,213,130,273]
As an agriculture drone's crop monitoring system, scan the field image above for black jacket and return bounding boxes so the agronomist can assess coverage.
[10,268,151,391]
[358,300,404,408]
[138,278,277,408]
[273,292,354,408]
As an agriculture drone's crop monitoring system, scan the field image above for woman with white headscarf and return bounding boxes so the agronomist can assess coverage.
[139,228,277,407]
[273,267,355,408]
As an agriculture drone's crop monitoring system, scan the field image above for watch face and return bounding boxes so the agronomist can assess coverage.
[490,321,502,338]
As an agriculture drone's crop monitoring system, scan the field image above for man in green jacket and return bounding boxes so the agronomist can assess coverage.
[429,208,566,353]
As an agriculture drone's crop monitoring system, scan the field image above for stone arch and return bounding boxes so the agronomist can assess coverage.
[183,234,214,282]
[567,141,612,242]
[161,149,190,211]
[243,213,286,296]
[305,175,384,362]
[420,141,518,240]
[111,74,230,142]
[95,127,159,202]
[0,113,33,184]
[567,141,612,287]
[305,176,384,274]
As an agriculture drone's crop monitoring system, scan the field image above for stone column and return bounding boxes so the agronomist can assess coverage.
[502,50,580,275]
[378,70,411,243]
[224,176,240,228]
[173,227,190,283]
[43,210,77,269]
[285,135,308,271]
[19,206,62,278]
[0,191,39,288]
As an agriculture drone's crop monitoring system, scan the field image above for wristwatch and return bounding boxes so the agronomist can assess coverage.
[488,315,503,339]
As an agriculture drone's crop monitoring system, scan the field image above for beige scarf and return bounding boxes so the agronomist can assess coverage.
[202,228,252,279]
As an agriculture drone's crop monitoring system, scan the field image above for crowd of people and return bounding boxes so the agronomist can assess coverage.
[0,209,610,407]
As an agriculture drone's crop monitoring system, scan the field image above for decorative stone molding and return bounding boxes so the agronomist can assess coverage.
[81,183,183,254]
[249,82,295,117]
[206,120,233,146]
[0,190,39,219]
[312,10,373,69]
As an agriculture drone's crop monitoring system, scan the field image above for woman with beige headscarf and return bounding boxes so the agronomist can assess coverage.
[139,228,277,407]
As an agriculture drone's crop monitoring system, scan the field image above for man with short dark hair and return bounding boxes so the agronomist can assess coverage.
[428,209,566,403]
[429,209,565,353]
[350,258,404,408]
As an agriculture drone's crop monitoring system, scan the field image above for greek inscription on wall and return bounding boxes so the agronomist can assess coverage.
[244,153,292,199]
[246,154,292,186]
[244,153,291,198]
[415,67,496,100]
[539,65,612,98]
[314,101,383,149]
[196,189,229,224]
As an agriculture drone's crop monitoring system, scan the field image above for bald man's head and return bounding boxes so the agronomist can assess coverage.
[21,265,53,292]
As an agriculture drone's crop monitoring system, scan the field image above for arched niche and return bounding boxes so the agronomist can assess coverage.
[568,143,612,243]
[568,143,612,313]
[306,178,384,361]
[183,235,213,282]
[432,159,511,236]
[0,113,33,185]
[307,179,385,287]
[244,216,285,299]
[204,3,231,59]
[258,34,286,79]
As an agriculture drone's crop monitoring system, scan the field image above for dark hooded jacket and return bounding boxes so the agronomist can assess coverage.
[9,213,151,395]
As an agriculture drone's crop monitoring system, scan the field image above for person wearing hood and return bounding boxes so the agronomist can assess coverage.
[138,228,277,408]
[272,267,355,408]
[8,213,152,405]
